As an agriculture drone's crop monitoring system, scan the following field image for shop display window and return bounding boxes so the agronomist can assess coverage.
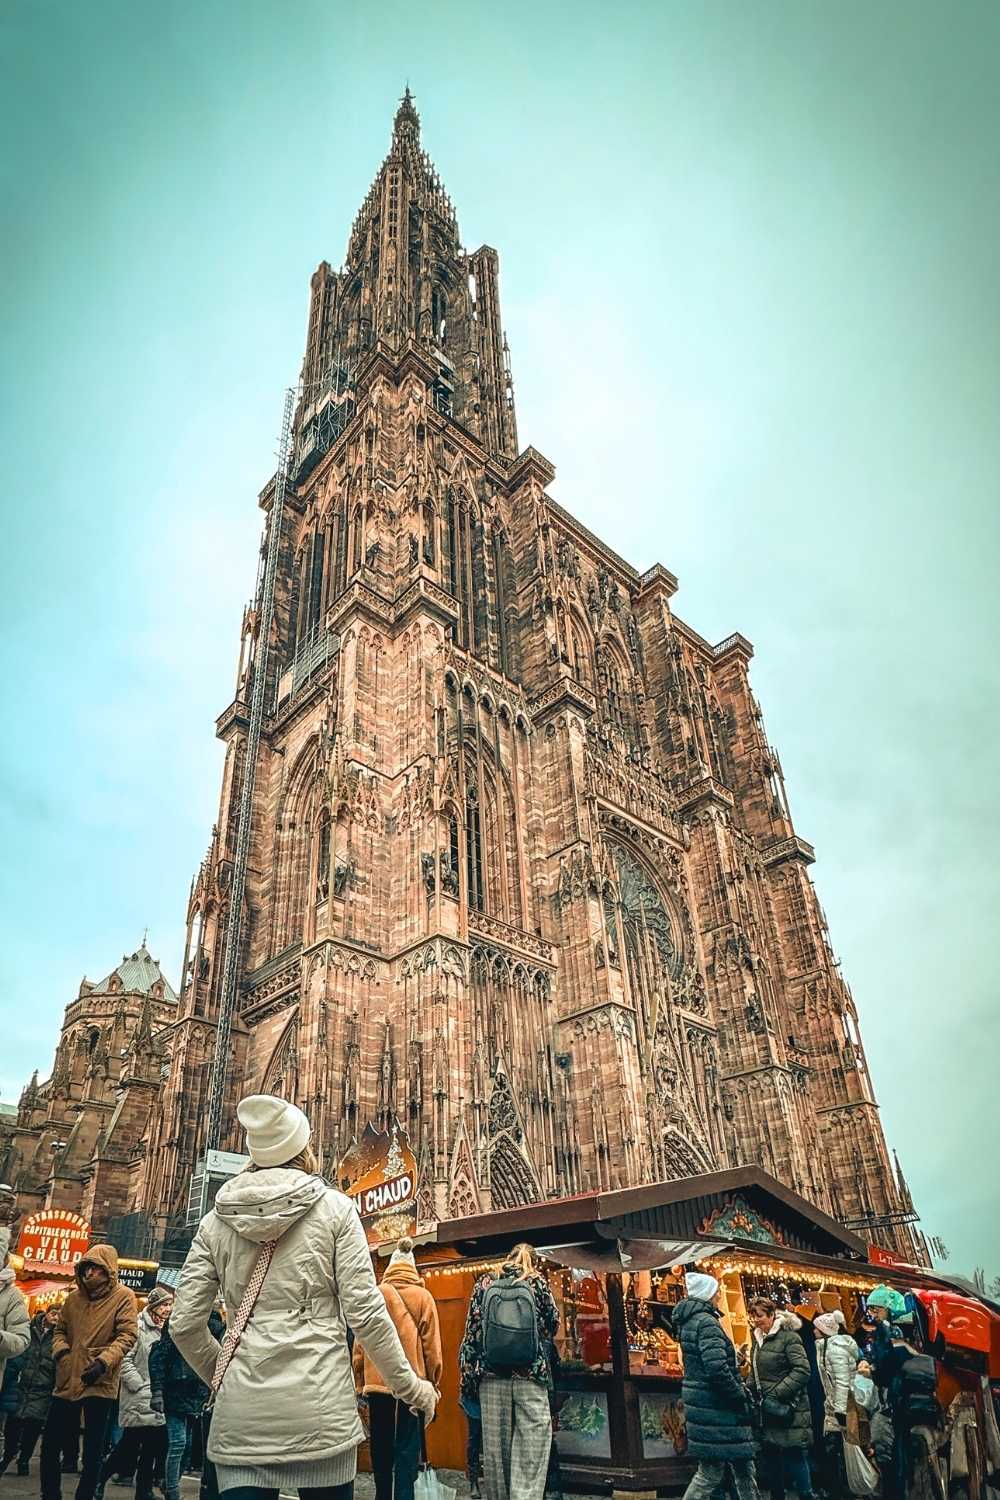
[623,1268,685,1377]
[548,1267,613,1373]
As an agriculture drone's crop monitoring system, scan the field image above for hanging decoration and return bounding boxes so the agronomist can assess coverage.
[699,1196,784,1245]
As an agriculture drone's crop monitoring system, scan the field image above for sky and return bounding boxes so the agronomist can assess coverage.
[1,1,998,1277]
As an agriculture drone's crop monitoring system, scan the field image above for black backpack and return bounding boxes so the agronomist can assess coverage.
[898,1354,939,1420]
[482,1278,540,1372]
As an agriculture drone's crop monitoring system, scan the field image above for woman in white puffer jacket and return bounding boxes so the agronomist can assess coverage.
[170,1096,437,1500]
[814,1310,861,1433]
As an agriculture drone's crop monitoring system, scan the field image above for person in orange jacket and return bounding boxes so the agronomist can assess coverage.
[39,1245,138,1500]
[353,1237,442,1500]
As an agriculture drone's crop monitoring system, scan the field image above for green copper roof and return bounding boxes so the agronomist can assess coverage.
[96,940,178,1002]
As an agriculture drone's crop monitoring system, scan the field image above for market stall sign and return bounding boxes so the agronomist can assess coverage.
[868,1244,902,1268]
[336,1119,416,1247]
[18,1211,91,1274]
[698,1196,784,1246]
[117,1264,157,1295]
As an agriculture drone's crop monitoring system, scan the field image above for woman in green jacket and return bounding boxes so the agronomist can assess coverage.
[749,1298,814,1500]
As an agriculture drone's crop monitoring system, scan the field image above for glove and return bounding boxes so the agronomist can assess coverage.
[81,1359,106,1387]
[149,1393,164,1415]
[407,1378,438,1423]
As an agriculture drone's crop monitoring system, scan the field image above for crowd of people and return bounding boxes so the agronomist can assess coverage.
[0,1098,955,1500]
[672,1272,942,1500]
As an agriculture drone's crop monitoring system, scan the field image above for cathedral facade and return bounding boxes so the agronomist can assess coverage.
[3,94,920,1260]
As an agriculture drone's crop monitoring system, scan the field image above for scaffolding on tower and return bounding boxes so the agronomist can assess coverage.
[200,386,296,1185]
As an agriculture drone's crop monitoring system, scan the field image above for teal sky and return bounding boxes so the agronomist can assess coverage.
[2,2,997,1277]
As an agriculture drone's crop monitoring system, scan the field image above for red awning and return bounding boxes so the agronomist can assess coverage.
[16,1278,70,1299]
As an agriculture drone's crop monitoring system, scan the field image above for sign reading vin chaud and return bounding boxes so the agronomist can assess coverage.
[18,1210,92,1274]
[336,1120,416,1247]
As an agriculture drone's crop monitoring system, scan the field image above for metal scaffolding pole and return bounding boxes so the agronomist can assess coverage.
[204,386,295,1156]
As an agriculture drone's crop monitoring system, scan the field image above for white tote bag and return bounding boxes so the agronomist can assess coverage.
[414,1468,457,1500]
[844,1439,881,1497]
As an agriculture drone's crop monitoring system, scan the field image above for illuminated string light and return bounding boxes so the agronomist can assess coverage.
[708,1257,877,1294]
[423,1258,504,1279]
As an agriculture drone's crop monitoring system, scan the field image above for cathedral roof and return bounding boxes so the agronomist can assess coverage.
[92,940,178,1002]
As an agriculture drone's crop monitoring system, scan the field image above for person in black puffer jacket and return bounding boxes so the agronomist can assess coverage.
[749,1299,814,1500]
[1,1306,60,1476]
[672,1273,760,1500]
[149,1308,224,1500]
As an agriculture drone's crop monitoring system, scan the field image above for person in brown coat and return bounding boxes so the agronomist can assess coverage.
[39,1244,138,1500]
[354,1237,442,1500]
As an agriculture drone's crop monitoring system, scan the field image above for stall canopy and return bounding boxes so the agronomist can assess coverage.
[439,1166,868,1264]
[16,1279,68,1300]
[537,1239,732,1274]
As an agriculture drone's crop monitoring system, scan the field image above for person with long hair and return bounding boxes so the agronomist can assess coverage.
[459,1242,559,1500]
[748,1297,814,1500]
[170,1095,437,1500]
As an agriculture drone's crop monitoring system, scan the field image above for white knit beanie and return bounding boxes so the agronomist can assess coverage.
[389,1235,416,1269]
[685,1271,720,1302]
[236,1094,311,1168]
[815,1310,847,1337]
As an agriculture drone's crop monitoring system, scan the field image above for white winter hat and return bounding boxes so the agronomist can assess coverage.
[237,1094,311,1168]
[389,1235,416,1269]
[815,1310,847,1337]
[685,1272,720,1302]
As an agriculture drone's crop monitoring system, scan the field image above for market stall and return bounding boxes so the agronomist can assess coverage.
[419,1166,879,1493]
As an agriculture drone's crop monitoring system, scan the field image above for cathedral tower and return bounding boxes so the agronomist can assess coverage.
[139,94,920,1258]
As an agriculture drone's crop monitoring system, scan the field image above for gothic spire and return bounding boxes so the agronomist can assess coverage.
[296,92,518,462]
[393,85,420,144]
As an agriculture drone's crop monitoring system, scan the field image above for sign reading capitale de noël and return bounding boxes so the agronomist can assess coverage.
[18,1210,92,1273]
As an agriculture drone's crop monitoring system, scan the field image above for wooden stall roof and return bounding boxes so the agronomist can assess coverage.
[438,1165,868,1261]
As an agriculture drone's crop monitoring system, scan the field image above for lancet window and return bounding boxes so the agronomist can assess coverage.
[442,492,486,651]
[604,842,682,1037]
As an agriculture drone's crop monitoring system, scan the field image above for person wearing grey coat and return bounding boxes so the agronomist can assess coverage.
[0,1236,30,1391]
[97,1293,172,1500]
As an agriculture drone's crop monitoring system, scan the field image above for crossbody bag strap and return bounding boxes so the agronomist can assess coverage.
[210,1238,278,1400]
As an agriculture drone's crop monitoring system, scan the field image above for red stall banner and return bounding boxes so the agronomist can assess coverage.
[18,1210,92,1274]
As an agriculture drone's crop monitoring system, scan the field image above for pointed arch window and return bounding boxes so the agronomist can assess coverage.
[567,615,594,691]
[602,644,638,748]
[492,528,516,678]
[432,284,448,343]
[422,501,435,564]
[351,506,363,574]
[306,526,325,634]
[443,492,476,648]
[471,515,487,650]
[605,842,682,1039]
[466,781,484,912]
[315,812,331,903]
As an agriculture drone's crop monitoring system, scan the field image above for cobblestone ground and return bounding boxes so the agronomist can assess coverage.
[0,1466,601,1499]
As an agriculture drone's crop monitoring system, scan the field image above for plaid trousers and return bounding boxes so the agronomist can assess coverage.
[480,1374,552,1500]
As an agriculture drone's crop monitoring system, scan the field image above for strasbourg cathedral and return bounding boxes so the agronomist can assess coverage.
[0,93,922,1262]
